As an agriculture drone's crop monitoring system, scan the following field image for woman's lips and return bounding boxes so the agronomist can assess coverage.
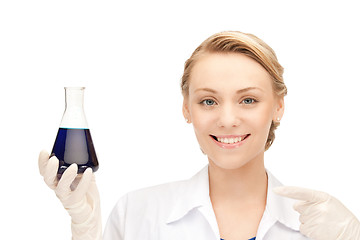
[210,134,250,149]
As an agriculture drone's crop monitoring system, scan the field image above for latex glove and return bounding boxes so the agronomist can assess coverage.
[39,150,102,240]
[273,186,360,240]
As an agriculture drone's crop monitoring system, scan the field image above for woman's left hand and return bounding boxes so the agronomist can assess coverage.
[273,186,360,240]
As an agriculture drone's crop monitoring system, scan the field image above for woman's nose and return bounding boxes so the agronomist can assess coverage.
[216,104,241,128]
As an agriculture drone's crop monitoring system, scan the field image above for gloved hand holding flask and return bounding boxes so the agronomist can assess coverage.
[39,87,102,239]
[274,186,360,240]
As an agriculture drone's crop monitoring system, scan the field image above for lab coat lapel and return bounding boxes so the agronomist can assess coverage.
[255,171,302,240]
[266,170,301,231]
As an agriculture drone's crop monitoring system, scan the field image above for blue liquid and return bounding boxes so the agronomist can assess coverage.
[51,128,99,174]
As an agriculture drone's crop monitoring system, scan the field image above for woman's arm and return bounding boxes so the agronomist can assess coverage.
[39,150,102,240]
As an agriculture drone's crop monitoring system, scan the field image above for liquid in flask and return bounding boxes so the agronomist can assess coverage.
[51,87,99,175]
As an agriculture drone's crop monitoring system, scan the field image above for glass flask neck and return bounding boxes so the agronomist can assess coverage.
[66,87,85,108]
[60,87,89,129]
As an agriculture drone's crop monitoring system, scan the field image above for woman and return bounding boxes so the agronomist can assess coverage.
[39,31,360,240]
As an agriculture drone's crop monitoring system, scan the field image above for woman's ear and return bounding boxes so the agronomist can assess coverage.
[274,97,285,122]
[182,98,191,123]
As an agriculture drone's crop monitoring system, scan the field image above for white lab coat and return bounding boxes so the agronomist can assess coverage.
[103,165,311,240]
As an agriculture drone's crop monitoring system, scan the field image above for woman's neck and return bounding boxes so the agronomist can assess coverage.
[208,155,267,240]
[208,155,268,205]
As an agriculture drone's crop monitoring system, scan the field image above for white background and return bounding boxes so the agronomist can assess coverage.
[1,0,359,239]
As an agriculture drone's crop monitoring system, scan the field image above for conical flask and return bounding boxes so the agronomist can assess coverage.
[51,87,99,175]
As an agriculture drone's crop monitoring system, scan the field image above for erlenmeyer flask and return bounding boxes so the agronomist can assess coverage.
[51,87,99,175]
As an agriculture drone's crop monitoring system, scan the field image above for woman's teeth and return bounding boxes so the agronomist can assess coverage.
[216,136,242,144]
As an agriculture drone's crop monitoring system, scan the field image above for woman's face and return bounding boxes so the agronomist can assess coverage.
[183,53,284,170]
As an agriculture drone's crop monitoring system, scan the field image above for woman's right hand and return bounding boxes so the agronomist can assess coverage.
[38,150,102,240]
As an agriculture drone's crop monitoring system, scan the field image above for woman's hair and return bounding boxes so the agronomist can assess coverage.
[181,31,287,151]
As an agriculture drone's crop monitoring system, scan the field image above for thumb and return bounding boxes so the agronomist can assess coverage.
[273,186,330,202]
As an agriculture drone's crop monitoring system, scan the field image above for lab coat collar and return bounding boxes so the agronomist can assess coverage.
[166,165,210,224]
[166,165,301,232]
[265,171,301,231]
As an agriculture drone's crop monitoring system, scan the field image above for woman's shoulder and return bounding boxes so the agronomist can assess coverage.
[111,165,208,218]
[106,177,193,232]
[126,178,189,202]
[121,165,208,203]
[112,178,189,213]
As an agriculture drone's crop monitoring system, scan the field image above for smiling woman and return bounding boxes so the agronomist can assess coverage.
[179,32,292,239]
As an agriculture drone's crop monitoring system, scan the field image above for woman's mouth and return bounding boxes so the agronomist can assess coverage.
[210,134,250,148]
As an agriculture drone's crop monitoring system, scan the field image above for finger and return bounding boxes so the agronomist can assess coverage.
[299,223,316,238]
[43,156,59,189]
[294,200,313,213]
[299,216,324,240]
[38,150,49,176]
[56,163,78,199]
[299,210,316,225]
[295,201,322,225]
[273,186,329,202]
[71,168,93,200]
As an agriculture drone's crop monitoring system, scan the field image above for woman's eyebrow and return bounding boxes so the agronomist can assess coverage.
[194,88,217,93]
[236,87,264,94]
[194,87,263,94]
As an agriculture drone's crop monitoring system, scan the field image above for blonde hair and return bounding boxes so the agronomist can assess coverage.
[181,31,287,151]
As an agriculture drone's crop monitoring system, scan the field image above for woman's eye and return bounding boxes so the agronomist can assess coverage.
[201,99,216,106]
[242,98,256,104]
